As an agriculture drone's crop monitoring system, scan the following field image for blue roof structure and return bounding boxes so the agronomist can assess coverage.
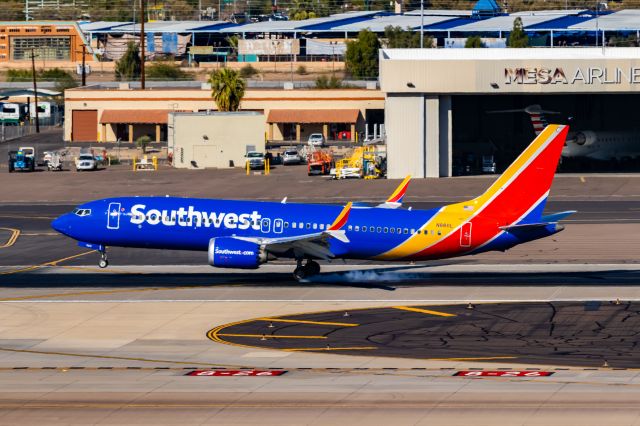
[78,9,640,37]
[472,0,502,18]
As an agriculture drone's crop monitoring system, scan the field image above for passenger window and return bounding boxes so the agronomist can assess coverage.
[306,223,310,229]
[284,222,289,228]
[355,226,360,231]
[390,228,395,233]
[377,227,382,233]
[384,227,388,233]
[362,227,367,232]
[397,228,402,234]
[313,223,317,230]
[370,226,374,232]
[411,229,415,234]
[319,224,325,230]
[437,230,442,235]
[348,225,353,231]
[299,222,303,228]
[292,222,297,229]
[404,228,408,234]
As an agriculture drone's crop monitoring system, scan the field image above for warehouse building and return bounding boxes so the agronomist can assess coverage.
[380,47,640,178]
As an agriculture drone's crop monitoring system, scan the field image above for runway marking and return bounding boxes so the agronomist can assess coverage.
[217,333,327,339]
[393,306,457,317]
[0,347,239,368]
[426,356,518,361]
[20,232,58,236]
[0,285,205,301]
[0,214,56,220]
[0,228,20,249]
[259,318,359,327]
[0,250,95,275]
[284,347,377,351]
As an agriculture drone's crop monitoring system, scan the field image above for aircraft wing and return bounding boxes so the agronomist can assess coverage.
[376,175,411,209]
[235,202,352,260]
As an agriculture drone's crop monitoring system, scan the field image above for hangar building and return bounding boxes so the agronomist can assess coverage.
[380,47,640,178]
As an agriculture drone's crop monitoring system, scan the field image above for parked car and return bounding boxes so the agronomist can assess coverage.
[282,150,302,165]
[307,133,325,147]
[75,154,97,171]
[245,151,265,169]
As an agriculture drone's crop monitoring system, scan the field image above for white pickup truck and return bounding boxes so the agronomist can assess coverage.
[75,153,98,171]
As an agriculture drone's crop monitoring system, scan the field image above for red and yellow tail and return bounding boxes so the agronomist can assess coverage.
[378,124,569,260]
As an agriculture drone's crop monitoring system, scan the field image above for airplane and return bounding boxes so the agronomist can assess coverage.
[490,104,640,161]
[51,124,575,280]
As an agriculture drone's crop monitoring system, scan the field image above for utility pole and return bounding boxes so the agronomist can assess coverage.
[30,48,39,133]
[81,44,86,86]
[140,0,145,89]
[420,0,424,48]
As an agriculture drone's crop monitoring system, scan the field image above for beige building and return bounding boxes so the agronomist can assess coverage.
[169,111,265,169]
[380,47,640,178]
[63,85,384,144]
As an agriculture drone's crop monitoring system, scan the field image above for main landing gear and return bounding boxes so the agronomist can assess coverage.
[293,259,321,281]
[98,249,109,269]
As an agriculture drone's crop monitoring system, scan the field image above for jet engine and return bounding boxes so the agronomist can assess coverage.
[207,237,266,269]
[567,131,596,147]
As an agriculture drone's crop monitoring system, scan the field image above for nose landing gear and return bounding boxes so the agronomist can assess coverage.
[293,259,321,281]
[98,250,109,268]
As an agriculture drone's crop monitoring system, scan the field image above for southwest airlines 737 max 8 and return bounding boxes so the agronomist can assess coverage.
[51,124,575,280]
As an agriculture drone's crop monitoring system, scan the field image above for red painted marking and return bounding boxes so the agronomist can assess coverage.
[454,371,554,377]
[185,370,287,377]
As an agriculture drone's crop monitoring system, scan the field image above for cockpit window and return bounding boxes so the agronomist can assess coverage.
[73,208,91,217]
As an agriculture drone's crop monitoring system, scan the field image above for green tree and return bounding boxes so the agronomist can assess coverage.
[136,135,152,154]
[315,75,342,89]
[345,29,380,79]
[146,61,193,80]
[115,42,142,81]
[465,35,486,48]
[209,68,246,111]
[508,17,529,48]
[384,26,434,48]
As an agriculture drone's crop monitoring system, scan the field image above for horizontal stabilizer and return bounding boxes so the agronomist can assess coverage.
[500,223,562,232]
[540,210,576,222]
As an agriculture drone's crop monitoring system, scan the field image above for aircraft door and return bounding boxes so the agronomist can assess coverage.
[460,222,472,247]
[273,218,284,234]
[107,202,121,229]
[261,218,271,233]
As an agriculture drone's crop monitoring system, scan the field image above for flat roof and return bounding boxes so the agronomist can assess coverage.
[450,11,579,31]
[567,9,640,30]
[331,14,456,32]
[381,47,640,60]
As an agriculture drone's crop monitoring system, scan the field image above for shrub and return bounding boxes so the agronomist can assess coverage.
[296,65,307,75]
[146,61,193,80]
[315,75,342,89]
[239,64,259,78]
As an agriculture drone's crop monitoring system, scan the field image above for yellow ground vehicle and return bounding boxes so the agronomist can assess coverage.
[331,146,383,179]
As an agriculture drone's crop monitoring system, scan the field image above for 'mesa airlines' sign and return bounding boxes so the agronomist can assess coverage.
[504,66,640,85]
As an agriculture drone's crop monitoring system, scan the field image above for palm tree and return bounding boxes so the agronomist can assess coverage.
[208,68,246,112]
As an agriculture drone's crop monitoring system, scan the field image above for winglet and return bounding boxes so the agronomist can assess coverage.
[328,202,352,231]
[386,175,411,204]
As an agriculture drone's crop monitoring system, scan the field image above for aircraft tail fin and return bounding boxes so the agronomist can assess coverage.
[377,175,411,209]
[462,124,570,225]
[328,202,352,231]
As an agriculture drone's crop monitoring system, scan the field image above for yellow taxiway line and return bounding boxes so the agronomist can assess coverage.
[284,346,377,351]
[427,356,518,361]
[217,333,327,339]
[0,250,95,276]
[258,318,359,327]
[0,228,20,249]
[393,306,457,317]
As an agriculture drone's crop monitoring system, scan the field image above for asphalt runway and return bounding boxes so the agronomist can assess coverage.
[210,301,640,368]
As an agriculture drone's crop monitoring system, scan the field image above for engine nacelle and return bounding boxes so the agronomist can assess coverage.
[208,237,266,269]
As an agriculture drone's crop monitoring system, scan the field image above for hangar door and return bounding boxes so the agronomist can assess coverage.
[72,110,97,142]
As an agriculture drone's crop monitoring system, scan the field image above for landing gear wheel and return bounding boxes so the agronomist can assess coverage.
[305,260,320,276]
[98,251,108,269]
[293,266,307,281]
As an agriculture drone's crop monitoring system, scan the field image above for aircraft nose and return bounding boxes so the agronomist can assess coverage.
[51,214,71,235]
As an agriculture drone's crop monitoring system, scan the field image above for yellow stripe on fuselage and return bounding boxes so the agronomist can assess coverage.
[376,125,559,260]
